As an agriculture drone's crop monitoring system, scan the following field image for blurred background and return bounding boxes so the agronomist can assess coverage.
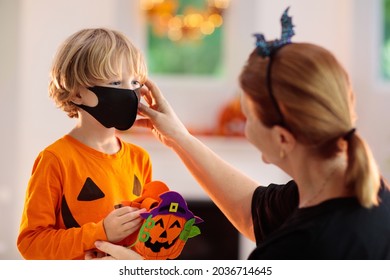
[1,0,390,259]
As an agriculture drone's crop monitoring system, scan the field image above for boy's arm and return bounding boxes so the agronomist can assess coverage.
[17,151,107,260]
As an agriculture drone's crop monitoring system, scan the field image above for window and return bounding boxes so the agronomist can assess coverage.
[381,0,390,79]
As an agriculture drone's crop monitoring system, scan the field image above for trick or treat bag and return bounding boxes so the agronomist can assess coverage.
[132,184,203,260]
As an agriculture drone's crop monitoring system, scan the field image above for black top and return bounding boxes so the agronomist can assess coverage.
[249,179,390,259]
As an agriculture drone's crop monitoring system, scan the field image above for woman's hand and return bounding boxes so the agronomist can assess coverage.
[103,207,146,243]
[136,79,190,147]
[85,241,143,260]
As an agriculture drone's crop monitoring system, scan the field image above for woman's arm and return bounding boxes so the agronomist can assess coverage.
[136,80,259,240]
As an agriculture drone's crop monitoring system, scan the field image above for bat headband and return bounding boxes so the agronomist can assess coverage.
[253,7,295,127]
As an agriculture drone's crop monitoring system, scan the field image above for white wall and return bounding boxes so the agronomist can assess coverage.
[351,0,390,179]
[255,0,353,70]
[0,0,388,260]
[0,0,21,260]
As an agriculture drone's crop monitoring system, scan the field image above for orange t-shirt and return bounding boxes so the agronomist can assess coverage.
[17,135,152,259]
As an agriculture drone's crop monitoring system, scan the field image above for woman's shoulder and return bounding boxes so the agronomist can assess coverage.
[253,180,298,204]
[379,177,390,201]
[251,180,299,244]
[250,178,390,259]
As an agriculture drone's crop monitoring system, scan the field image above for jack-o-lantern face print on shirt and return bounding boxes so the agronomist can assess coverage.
[61,175,142,228]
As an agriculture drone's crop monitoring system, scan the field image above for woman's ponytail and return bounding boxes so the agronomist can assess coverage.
[345,133,381,208]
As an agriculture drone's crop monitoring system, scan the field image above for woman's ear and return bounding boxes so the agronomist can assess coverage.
[272,125,296,154]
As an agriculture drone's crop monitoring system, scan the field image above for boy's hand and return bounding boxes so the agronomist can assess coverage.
[103,207,146,243]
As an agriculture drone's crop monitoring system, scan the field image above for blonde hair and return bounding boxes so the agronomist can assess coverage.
[239,43,381,208]
[49,28,147,118]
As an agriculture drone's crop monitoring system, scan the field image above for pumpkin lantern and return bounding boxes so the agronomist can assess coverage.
[133,191,203,260]
[114,181,170,247]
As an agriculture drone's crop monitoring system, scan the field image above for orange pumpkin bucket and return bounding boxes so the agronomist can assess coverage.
[132,187,203,260]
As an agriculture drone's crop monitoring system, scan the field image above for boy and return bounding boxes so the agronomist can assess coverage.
[17,28,152,259]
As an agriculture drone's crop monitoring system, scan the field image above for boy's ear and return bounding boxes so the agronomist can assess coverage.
[70,90,83,105]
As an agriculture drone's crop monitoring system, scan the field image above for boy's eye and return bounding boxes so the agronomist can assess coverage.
[131,80,141,88]
[109,81,121,86]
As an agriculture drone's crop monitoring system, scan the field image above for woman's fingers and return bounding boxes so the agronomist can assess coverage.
[137,102,160,119]
[134,117,153,129]
[144,79,163,101]
[94,241,143,260]
[84,250,97,260]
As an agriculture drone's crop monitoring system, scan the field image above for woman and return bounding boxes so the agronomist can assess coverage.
[87,11,390,260]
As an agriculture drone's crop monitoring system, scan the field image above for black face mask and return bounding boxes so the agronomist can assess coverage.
[76,86,139,131]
